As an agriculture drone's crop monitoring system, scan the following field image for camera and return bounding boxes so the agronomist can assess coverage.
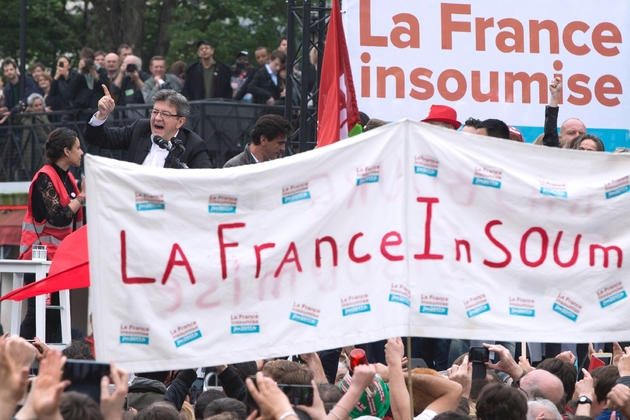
[126,63,137,73]
[82,59,94,73]
[58,61,64,68]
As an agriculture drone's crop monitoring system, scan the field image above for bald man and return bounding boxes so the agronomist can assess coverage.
[104,53,120,81]
[520,369,565,410]
[543,77,586,148]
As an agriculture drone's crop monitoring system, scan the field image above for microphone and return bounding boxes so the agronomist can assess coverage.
[171,138,185,154]
[153,135,171,150]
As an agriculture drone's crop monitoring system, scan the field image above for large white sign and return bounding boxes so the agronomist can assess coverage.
[343,0,630,132]
[87,122,630,371]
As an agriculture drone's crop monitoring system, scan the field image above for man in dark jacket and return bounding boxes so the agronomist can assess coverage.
[182,40,233,100]
[1,58,39,123]
[247,50,286,105]
[224,114,292,168]
[84,88,212,168]
[67,47,108,110]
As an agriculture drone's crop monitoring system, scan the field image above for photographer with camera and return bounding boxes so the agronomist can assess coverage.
[1,58,38,124]
[111,54,148,106]
[67,47,108,113]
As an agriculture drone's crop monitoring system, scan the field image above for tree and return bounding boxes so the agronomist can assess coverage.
[0,0,288,72]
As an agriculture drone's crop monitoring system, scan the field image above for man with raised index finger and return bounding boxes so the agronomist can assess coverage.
[82,85,212,168]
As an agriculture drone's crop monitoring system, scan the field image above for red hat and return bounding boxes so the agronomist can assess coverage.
[508,126,524,142]
[421,105,461,129]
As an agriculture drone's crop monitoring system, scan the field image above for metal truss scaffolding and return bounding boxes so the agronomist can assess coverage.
[285,0,331,153]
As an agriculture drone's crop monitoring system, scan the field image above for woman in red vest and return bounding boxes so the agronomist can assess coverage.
[19,127,85,343]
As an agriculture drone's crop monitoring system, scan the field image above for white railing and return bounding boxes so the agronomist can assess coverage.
[0,259,71,345]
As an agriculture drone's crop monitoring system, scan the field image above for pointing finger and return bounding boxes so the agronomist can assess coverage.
[102,84,111,98]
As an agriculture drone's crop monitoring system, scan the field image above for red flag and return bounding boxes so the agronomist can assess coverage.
[317,0,362,147]
[588,354,606,372]
[0,225,90,302]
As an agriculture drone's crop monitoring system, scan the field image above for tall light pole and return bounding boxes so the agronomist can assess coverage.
[19,0,27,100]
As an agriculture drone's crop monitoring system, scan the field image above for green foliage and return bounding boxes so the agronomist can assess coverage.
[0,0,82,69]
[164,0,287,66]
[0,0,288,72]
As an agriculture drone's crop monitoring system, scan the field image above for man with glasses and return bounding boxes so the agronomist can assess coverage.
[83,86,211,168]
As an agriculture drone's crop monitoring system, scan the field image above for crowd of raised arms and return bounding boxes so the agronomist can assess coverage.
[2,331,630,420]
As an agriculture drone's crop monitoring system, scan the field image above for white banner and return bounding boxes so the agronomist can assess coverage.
[87,121,630,371]
[343,0,630,134]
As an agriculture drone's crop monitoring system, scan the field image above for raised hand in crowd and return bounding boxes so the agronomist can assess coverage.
[32,336,52,361]
[246,372,294,420]
[574,368,595,417]
[96,84,116,120]
[29,349,69,420]
[6,334,37,372]
[588,342,604,360]
[556,350,576,365]
[448,354,472,399]
[617,347,630,377]
[332,363,377,420]
[299,352,328,384]
[518,355,534,374]
[613,342,624,366]
[296,380,326,420]
[0,335,31,420]
[100,361,130,420]
[607,384,630,418]
[386,337,410,420]
[549,76,562,108]
[484,343,523,381]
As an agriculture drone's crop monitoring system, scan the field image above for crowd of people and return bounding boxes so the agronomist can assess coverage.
[362,77,624,155]
[0,38,302,177]
[2,333,630,420]
[1,37,296,122]
[3,25,630,420]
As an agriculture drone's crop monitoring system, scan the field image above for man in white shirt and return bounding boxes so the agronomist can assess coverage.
[83,86,211,168]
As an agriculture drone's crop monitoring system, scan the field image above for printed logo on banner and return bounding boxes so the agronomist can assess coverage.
[604,176,630,199]
[120,323,150,345]
[414,155,439,177]
[230,313,260,333]
[289,302,321,326]
[135,192,165,211]
[597,282,627,308]
[208,195,238,213]
[539,181,568,198]
[420,294,449,315]
[472,166,502,189]
[464,294,490,318]
[356,165,380,185]
[553,293,582,322]
[341,294,371,316]
[509,297,535,317]
[170,321,202,348]
[389,283,411,306]
[282,182,311,204]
